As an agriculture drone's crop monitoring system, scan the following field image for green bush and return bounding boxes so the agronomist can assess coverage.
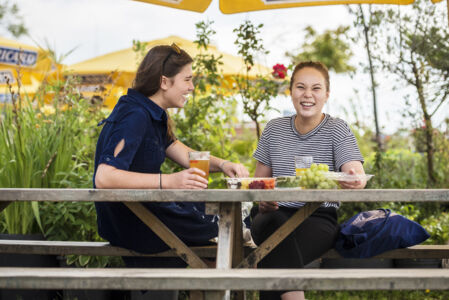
[365,149,427,189]
[0,75,117,266]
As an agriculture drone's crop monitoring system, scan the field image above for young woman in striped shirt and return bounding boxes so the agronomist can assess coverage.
[251,61,366,300]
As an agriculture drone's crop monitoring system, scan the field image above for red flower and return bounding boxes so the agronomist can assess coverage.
[272,63,287,79]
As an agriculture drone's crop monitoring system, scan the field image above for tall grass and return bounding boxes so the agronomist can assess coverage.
[0,73,106,234]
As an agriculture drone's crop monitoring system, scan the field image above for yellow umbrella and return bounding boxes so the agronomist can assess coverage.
[66,35,272,109]
[135,0,444,14]
[0,36,58,104]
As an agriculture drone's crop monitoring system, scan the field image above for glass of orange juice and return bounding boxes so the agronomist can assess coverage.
[295,156,313,176]
[189,151,210,180]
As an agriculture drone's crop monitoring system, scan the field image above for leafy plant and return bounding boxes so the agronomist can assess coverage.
[233,20,284,140]
[421,213,449,245]
[0,66,115,266]
[0,0,27,37]
[40,201,123,267]
[370,0,449,186]
[286,25,354,74]
[161,20,243,186]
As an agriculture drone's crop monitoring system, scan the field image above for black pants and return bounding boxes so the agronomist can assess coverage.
[250,206,339,300]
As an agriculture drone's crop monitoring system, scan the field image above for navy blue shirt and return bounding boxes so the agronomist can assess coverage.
[93,88,218,254]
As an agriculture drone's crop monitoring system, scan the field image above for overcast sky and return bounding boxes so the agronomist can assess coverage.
[11,0,448,133]
[16,0,353,66]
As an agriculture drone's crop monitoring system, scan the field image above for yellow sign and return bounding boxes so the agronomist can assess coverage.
[0,36,59,104]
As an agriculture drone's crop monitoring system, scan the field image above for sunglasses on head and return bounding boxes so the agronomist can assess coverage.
[162,43,181,70]
[170,43,181,54]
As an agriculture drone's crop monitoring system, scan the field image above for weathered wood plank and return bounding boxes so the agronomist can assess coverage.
[232,202,244,268]
[322,245,449,259]
[1,188,448,203]
[216,203,235,269]
[1,268,448,290]
[215,203,237,300]
[231,203,245,300]
[238,202,322,268]
[0,240,218,257]
[124,202,208,269]
[1,240,448,259]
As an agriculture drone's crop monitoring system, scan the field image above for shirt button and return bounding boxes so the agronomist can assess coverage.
[106,158,110,161]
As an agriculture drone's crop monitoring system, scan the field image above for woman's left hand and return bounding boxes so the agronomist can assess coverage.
[221,162,249,178]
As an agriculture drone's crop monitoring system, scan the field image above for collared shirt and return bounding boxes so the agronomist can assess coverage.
[93,88,218,254]
[94,88,172,177]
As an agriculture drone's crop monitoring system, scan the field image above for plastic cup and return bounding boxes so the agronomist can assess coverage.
[188,151,210,180]
[295,156,313,176]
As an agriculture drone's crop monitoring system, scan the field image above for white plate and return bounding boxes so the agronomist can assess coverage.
[323,172,374,182]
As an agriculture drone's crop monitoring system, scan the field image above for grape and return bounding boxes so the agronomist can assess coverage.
[276,176,301,188]
[318,164,329,172]
[298,163,338,189]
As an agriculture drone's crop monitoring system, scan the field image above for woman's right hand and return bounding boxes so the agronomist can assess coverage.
[165,168,208,189]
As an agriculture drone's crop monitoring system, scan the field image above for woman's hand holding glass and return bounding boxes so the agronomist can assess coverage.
[166,168,209,189]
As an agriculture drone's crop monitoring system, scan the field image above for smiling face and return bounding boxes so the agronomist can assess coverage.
[162,63,194,109]
[291,67,329,121]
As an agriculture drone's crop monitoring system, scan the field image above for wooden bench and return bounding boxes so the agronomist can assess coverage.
[1,268,449,291]
[1,239,448,260]
[1,188,449,298]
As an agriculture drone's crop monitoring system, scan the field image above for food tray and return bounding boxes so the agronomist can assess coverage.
[275,176,301,188]
[225,177,275,190]
[323,172,374,182]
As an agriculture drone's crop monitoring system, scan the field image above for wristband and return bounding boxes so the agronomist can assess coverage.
[159,173,162,189]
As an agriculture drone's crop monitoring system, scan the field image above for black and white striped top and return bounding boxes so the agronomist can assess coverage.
[253,114,364,209]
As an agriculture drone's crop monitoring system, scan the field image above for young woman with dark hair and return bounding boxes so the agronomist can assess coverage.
[251,61,366,300]
[93,44,248,289]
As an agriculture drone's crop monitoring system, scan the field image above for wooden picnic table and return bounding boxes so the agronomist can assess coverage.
[1,188,449,299]
[1,188,449,268]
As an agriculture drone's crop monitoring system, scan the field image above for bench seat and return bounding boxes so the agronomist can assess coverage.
[1,240,448,259]
[1,267,448,291]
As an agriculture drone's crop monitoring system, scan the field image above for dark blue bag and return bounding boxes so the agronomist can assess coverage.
[335,209,430,258]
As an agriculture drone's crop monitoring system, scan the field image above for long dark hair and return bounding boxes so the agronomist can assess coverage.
[133,44,193,140]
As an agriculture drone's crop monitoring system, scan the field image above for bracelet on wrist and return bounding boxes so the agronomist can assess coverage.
[159,173,162,189]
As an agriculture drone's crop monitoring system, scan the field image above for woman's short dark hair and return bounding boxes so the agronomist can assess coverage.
[289,61,330,92]
[133,44,193,97]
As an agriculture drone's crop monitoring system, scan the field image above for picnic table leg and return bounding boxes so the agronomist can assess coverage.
[124,202,208,269]
[0,201,11,213]
[232,202,245,300]
[237,202,322,268]
[216,202,236,269]
[205,202,238,300]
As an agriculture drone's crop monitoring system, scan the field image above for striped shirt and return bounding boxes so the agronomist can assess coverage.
[253,114,364,209]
